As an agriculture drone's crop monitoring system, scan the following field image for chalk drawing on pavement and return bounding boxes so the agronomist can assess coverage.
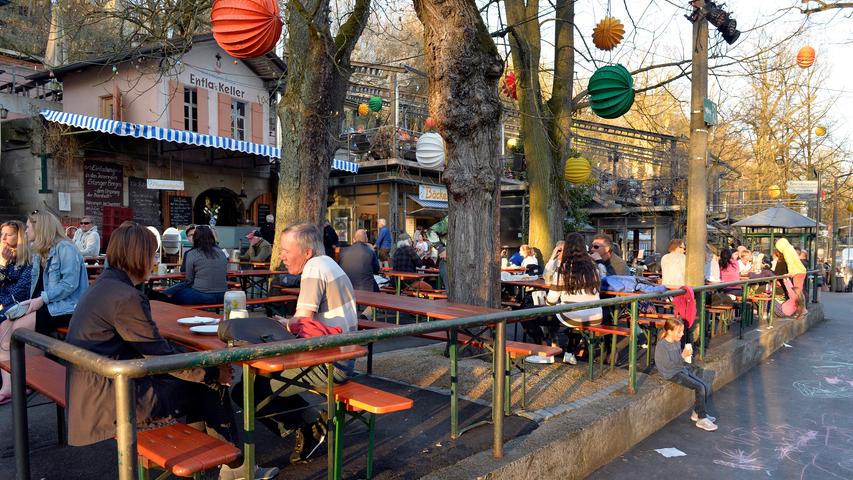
[792,351,853,399]
[713,414,853,479]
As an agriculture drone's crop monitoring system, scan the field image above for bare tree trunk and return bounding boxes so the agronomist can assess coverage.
[414,0,504,307]
[271,0,370,269]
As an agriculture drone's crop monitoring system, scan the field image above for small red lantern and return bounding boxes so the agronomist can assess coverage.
[501,71,517,100]
[425,117,437,130]
[796,46,815,68]
[211,0,283,59]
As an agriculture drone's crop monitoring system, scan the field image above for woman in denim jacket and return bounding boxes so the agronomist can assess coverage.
[0,211,87,403]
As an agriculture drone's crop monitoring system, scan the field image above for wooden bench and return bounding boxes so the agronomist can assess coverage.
[137,423,241,479]
[357,319,560,411]
[706,304,735,336]
[0,356,67,444]
[573,324,631,380]
[187,294,297,316]
[331,381,413,479]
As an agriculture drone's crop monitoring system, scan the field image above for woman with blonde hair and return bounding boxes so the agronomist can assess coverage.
[0,220,32,321]
[0,210,87,403]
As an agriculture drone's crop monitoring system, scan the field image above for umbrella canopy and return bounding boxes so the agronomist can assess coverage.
[731,203,819,229]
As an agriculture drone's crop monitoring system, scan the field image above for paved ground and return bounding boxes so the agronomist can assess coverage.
[589,292,853,480]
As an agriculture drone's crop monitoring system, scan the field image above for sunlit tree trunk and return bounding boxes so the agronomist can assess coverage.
[414,0,504,307]
[271,0,370,268]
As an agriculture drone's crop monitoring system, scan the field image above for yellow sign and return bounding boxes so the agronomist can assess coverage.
[419,185,448,202]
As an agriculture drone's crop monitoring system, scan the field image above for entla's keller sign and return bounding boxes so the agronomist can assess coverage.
[189,73,245,98]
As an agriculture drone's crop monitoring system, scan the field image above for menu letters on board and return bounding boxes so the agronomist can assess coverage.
[83,160,123,224]
[128,177,162,227]
[168,196,193,227]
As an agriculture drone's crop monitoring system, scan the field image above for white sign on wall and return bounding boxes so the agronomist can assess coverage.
[419,184,448,202]
[147,179,186,191]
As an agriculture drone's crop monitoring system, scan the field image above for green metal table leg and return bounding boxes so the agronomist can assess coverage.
[450,328,459,439]
[242,364,255,480]
[366,414,376,479]
[333,402,346,480]
[504,353,511,416]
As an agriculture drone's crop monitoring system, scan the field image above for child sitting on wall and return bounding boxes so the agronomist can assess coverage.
[654,315,718,432]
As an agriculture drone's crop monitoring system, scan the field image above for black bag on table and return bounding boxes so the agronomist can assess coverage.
[217,316,297,347]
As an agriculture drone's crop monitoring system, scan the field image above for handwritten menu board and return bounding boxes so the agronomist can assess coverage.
[168,196,193,226]
[83,160,123,224]
[128,177,162,227]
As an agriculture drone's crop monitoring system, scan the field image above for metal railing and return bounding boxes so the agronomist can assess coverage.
[10,271,818,480]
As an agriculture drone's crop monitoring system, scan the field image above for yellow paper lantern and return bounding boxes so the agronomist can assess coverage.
[768,184,782,199]
[357,103,369,117]
[507,137,519,149]
[592,17,625,51]
[847,202,853,214]
[564,156,591,184]
[815,126,827,137]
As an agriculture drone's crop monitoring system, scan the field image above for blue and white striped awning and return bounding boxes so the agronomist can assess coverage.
[40,109,359,173]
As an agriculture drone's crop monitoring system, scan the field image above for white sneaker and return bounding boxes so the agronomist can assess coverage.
[690,411,716,423]
[525,355,555,364]
[563,352,578,365]
[695,418,718,432]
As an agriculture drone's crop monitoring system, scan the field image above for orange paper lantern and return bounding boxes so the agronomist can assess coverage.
[357,103,369,117]
[592,17,625,51]
[425,117,437,130]
[796,46,815,68]
[211,0,283,59]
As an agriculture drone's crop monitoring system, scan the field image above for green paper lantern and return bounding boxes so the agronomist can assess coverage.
[368,96,383,112]
[588,64,634,119]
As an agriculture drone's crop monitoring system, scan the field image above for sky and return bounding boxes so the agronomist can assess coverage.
[482,0,852,153]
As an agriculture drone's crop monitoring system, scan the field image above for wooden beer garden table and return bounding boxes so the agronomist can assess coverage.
[149,300,367,480]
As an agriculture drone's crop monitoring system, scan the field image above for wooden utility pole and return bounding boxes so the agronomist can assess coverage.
[686,1,709,286]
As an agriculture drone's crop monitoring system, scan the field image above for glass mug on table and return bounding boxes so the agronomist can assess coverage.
[223,290,247,320]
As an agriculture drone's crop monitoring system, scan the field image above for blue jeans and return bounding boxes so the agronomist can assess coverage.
[163,282,225,306]
[670,366,713,419]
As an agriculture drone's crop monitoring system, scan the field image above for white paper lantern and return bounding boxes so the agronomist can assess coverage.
[416,132,445,168]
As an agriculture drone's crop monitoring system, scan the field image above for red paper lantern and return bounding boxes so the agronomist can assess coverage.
[796,46,815,68]
[425,117,437,130]
[211,0,283,59]
[501,71,517,100]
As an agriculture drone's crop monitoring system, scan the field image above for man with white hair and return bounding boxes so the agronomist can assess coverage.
[73,216,100,257]
[236,222,357,465]
[260,213,276,244]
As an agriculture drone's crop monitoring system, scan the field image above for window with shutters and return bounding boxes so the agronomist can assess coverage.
[231,99,246,140]
[184,87,198,132]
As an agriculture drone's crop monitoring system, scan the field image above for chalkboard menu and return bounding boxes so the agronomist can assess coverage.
[83,160,123,224]
[257,203,270,223]
[168,196,193,226]
[128,177,162,227]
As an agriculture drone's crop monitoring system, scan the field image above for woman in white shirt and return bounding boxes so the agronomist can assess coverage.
[520,244,538,269]
[660,239,687,289]
[544,233,603,365]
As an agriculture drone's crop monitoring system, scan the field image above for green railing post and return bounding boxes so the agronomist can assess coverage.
[493,320,505,459]
[327,363,336,480]
[242,364,255,480]
[739,284,749,339]
[449,328,458,439]
[628,300,638,394]
[114,375,137,480]
[11,337,29,480]
[697,291,706,361]
[769,279,777,328]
